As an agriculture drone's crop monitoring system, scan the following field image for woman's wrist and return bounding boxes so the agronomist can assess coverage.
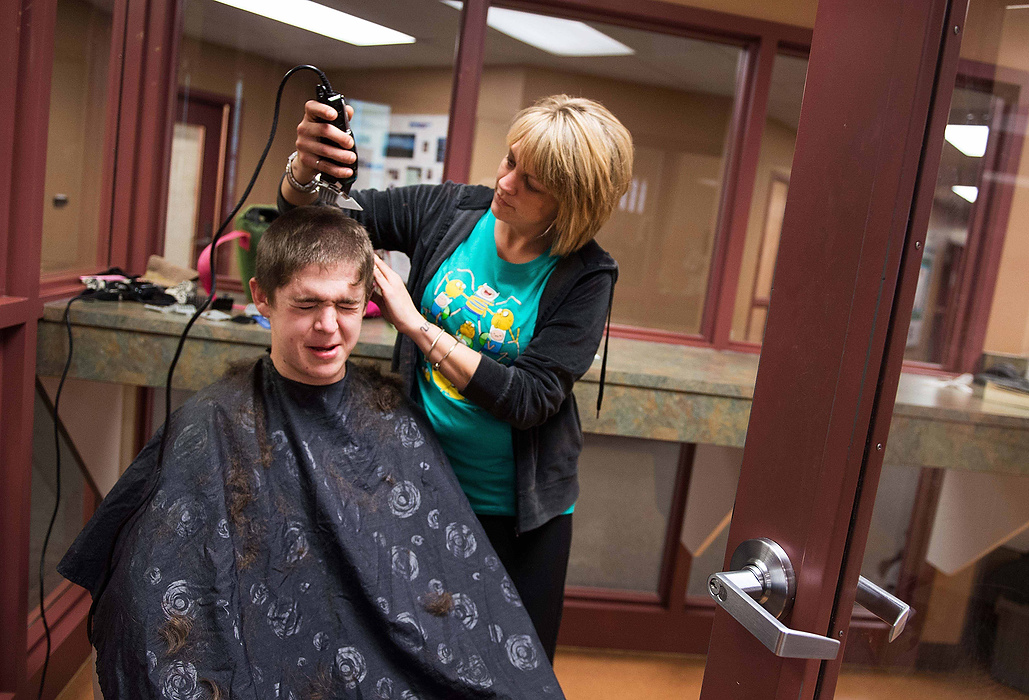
[289,152,317,188]
[400,317,430,342]
[399,313,432,339]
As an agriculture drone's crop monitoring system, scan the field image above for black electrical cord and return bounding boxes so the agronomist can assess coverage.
[33,65,335,690]
[154,64,331,481]
[37,292,88,700]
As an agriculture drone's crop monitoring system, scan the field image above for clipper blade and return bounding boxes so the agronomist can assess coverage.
[317,181,363,211]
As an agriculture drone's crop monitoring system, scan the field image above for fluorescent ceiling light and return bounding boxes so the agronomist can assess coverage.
[1006,4,1029,9]
[442,1,633,56]
[952,185,978,203]
[944,124,989,157]
[214,0,415,46]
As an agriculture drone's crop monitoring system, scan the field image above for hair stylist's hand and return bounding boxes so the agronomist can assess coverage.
[371,255,424,336]
[292,100,357,184]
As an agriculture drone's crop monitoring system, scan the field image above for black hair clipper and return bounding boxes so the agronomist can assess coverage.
[314,84,362,211]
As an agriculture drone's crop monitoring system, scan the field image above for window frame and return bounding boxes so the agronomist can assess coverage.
[3,0,180,695]
[4,0,1019,691]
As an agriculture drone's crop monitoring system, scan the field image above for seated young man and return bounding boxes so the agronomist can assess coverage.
[59,206,563,700]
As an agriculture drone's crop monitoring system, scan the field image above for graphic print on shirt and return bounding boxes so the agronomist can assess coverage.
[430,278,466,320]
[416,208,559,516]
[422,270,526,366]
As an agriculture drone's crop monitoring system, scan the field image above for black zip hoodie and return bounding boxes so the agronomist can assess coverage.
[280,181,617,533]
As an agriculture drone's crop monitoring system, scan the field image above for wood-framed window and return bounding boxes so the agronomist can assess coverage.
[5,0,1025,693]
[148,0,1016,373]
[4,0,179,694]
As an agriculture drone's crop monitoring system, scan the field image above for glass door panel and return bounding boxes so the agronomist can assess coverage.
[169,0,460,282]
[28,383,90,616]
[697,0,1029,696]
[40,0,114,276]
[864,0,1029,687]
[730,52,807,344]
[841,4,1029,687]
[568,435,684,595]
[467,6,744,337]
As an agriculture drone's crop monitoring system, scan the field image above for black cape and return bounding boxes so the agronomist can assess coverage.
[59,358,563,699]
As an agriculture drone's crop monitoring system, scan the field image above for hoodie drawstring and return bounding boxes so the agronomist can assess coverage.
[596,281,615,418]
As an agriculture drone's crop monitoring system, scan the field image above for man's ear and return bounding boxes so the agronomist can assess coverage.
[250,278,273,317]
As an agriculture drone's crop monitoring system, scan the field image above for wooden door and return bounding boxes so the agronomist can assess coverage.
[699,0,969,696]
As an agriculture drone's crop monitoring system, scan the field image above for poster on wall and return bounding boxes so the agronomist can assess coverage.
[384,114,449,188]
[348,99,391,192]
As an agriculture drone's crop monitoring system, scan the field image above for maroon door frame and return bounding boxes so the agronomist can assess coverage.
[700,0,967,696]
[443,0,489,185]
[2,0,77,696]
[2,0,181,696]
[1,0,82,697]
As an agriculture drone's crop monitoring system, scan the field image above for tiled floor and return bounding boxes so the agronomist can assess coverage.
[60,647,1027,699]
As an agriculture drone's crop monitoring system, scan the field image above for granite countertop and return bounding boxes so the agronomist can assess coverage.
[36,299,1029,475]
[38,299,1029,434]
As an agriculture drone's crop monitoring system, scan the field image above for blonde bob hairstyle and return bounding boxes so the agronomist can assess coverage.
[506,95,633,257]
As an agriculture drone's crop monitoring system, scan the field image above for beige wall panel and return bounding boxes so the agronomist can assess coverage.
[470,68,529,186]
[176,37,316,212]
[960,0,1009,64]
[336,67,455,114]
[522,68,733,157]
[984,152,1029,356]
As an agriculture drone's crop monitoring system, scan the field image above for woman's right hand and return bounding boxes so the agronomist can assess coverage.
[292,99,358,184]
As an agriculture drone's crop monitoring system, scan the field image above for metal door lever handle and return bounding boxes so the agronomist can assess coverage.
[856,576,910,642]
[708,538,840,660]
[709,569,841,659]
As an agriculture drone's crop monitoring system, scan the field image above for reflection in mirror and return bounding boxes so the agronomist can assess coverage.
[905,77,1022,367]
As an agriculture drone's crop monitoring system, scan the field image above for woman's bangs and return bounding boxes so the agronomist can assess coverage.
[511,118,564,189]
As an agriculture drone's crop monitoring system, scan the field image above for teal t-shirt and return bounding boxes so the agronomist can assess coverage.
[417,210,560,516]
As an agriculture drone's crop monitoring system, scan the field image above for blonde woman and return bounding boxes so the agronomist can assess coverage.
[281,95,633,660]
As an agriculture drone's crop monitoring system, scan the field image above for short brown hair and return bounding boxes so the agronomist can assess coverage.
[253,206,373,302]
[507,95,634,256]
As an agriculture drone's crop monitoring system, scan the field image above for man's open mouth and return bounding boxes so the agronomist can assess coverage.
[308,344,340,357]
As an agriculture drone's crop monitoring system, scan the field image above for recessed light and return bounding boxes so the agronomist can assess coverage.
[442,1,633,57]
[944,124,989,157]
[951,185,978,202]
[214,0,415,46]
